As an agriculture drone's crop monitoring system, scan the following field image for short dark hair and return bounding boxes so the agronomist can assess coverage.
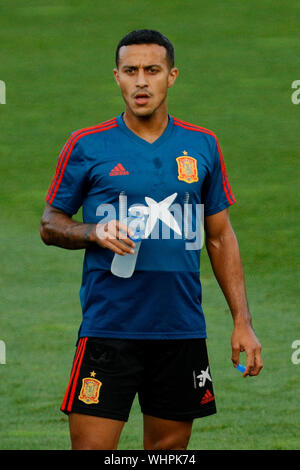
[115,29,175,69]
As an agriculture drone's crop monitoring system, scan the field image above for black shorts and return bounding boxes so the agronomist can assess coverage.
[60,337,217,422]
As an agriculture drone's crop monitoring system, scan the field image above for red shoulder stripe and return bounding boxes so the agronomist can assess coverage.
[215,140,236,204]
[46,119,117,202]
[46,120,117,204]
[46,118,117,199]
[173,121,217,139]
[172,117,217,138]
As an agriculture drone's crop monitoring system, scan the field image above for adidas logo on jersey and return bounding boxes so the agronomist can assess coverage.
[201,389,215,405]
[109,163,129,176]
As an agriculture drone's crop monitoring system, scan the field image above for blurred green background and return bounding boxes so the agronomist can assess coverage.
[0,0,299,450]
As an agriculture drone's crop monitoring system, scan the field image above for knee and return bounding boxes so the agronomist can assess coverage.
[68,413,122,450]
[70,425,119,450]
[144,431,191,450]
[71,436,118,450]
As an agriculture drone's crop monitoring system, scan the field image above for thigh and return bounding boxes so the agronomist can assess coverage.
[138,339,217,422]
[69,413,125,450]
[143,414,193,450]
[61,337,144,423]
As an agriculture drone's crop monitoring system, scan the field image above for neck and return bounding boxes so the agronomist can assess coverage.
[123,105,169,144]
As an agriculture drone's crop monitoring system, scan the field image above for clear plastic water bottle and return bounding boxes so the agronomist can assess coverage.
[111,212,146,278]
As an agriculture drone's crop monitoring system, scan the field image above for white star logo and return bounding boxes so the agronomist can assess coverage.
[131,193,182,239]
[196,366,212,388]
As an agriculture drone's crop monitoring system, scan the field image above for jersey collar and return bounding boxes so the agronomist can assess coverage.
[116,113,174,149]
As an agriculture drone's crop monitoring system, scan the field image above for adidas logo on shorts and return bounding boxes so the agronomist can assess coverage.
[201,389,215,405]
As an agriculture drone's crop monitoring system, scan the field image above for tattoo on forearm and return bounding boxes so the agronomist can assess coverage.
[41,206,96,250]
[83,224,94,243]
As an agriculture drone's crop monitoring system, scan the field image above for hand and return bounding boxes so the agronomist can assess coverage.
[231,323,263,377]
[92,219,136,255]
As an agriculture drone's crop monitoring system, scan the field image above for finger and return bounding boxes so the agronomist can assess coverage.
[104,221,119,240]
[116,220,135,239]
[113,238,135,254]
[115,229,136,248]
[231,346,240,368]
[95,221,135,252]
[249,349,263,376]
[96,221,120,241]
[99,220,133,240]
[243,349,256,377]
[103,239,134,256]
[104,223,135,248]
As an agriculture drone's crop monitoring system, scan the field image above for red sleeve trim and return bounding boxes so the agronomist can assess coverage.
[46,119,117,205]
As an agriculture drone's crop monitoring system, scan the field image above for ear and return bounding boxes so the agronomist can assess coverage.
[168,67,179,88]
[113,68,120,87]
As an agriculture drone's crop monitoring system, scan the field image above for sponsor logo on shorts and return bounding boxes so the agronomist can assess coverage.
[195,366,212,388]
[201,389,215,405]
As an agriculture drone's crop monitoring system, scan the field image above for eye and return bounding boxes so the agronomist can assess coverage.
[124,68,135,74]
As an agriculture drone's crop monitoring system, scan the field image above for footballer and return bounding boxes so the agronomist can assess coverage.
[40,29,263,450]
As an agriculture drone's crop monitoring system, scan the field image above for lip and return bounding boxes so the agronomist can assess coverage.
[134,93,151,105]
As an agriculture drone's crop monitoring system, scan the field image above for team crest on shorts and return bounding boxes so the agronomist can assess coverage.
[78,376,102,405]
[176,151,198,184]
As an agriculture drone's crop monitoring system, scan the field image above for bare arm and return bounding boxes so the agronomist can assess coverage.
[40,202,136,255]
[204,208,263,377]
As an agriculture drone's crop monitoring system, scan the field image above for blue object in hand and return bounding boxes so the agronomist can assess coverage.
[237,364,246,373]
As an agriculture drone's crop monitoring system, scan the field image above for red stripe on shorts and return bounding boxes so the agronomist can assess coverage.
[60,337,88,412]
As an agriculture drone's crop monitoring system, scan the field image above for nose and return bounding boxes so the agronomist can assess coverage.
[136,68,147,87]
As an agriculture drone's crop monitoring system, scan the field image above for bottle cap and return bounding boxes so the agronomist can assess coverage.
[129,230,144,242]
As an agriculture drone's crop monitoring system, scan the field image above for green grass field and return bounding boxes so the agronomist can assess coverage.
[0,0,299,450]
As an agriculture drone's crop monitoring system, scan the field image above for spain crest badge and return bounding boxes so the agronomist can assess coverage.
[78,377,102,405]
[176,151,198,184]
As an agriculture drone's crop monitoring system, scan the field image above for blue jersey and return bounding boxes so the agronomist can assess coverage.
[45,114,236,340]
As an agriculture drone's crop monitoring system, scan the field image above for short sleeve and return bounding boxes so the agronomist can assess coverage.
[45,135,88,215]
[202,137,236,216]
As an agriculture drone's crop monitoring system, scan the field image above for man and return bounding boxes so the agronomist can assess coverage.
[40,29,263,450]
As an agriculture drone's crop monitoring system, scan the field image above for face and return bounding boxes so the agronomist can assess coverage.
[113,43,178,118]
